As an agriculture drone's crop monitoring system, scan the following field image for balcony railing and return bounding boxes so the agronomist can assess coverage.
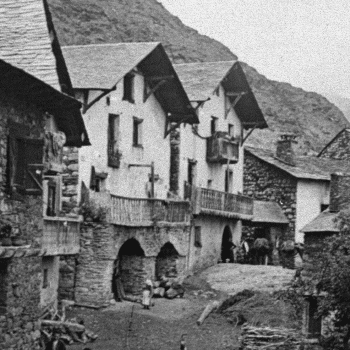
[184,182,253,220]
[42,216,81,255]
[110,195,191,226]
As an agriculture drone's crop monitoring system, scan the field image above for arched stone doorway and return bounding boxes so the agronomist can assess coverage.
[221,226,233,263]
[113,238,146,298]
[155,242,179,280]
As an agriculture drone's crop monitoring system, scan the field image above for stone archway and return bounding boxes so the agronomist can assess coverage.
[115,238,146,296]
[155,242,179,280]
[221,226,233,263]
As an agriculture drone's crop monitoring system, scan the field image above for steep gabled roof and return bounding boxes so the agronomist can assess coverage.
[246,147,350,181]
[251,201,289,225]
[174,61,267,129]
[0,0,60,90]
[0,0,89,146]
[62,43,198,124]
[0,58,86,146]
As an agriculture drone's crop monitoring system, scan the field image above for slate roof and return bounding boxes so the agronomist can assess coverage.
[0,0,60,90]
[301,210,340,233]
[175,61,235,101]
[62,43,198,124]
[246,147,350,181]
[174,61,267,129]
[318,128,350,157]
[252,200,289,224]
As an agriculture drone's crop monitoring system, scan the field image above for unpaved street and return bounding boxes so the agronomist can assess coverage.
[67,264,295,350]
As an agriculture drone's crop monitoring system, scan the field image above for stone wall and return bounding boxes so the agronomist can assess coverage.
[301,232,334,288]
[0,256,42,350]
[75,221,190,306]
[0,89,46,247]
[58,256,77,301]
[244,150,297,241]
[318,129,350,160]
[61,147,79,215]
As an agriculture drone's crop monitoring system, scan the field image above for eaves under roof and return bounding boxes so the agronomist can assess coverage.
[62,42,198,124]
[174,61,267,129]
[0,59,89,147]
[251,200,289,225]
[246,146,350,181]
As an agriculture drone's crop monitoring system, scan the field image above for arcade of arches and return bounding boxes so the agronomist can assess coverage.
[112,238,181,299]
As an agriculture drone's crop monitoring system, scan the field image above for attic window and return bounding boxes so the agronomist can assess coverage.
[228,124,234,137]
[123,74,135,103]
[133,117,143,147]
[211,117,218,135]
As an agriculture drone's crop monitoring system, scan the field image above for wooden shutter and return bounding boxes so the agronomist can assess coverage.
[25,138,44,195]
[90,166,96,190]
[7,136,26,195]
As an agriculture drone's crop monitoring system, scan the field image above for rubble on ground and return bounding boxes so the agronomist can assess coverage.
[39,300,98,347]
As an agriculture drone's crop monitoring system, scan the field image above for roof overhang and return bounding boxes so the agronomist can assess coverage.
[0,59,89,147]
[220,62,267,130]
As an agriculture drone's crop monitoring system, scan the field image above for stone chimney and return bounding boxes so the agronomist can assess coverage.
[275,134,297,166]
[329,172,350,212]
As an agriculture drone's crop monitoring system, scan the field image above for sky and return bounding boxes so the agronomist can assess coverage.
[159,0,350,99]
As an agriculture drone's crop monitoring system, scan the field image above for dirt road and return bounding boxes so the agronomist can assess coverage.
[67,264,295,350]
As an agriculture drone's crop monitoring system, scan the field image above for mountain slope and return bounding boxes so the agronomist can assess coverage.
[48,0,349,153]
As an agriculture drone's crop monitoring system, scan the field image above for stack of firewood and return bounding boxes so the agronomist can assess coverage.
[239,325,301,350]
[39,300,98,346]
[152,277,185,299]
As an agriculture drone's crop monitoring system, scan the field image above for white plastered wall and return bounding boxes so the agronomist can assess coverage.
[296,180,329,243]
[40,256,60,308]
[77,71,170,199]
[179,84,244,197]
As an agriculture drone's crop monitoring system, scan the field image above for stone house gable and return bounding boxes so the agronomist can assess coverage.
[318,128,350,161]
[244,149,297,240]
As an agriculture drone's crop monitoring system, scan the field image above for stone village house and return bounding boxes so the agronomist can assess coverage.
[0,1,89,348]
[243,134,350,255]
[62,42,199,305]
[298,130,350,341]
[174,61,268,270]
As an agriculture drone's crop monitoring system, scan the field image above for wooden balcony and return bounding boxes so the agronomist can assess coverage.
[184,182,253,220]
[109,195,191,226]
[42,216,81,255]
[207,134,239,164]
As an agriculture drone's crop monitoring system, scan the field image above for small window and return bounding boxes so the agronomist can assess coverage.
[7,129,44,197]
[133,117,143,147]
[0,261,9,315]
[194,226,202,248]
[187,159,197,185]
[225,169,233,193]
[44,176,61,217]
[207,179,212,189]
[123,74,135,103]
[228,124,234,137]
[42,268,49,289]
[321,204,329,212]
[108,114,121,168]
[211,117,218,135]
[90,166,108,193]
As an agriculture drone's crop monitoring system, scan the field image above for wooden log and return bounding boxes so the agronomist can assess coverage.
[73,303,101,310]
[40,320,85,332]
[196,300,221,326]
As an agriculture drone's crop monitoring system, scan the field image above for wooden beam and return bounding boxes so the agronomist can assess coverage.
[224,92,246,119]
[143,79,167,102]
[242,124,257,145]
[83,87,116,114]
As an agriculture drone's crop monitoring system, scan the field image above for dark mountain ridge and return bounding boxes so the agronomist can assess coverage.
[48,0,349,153]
